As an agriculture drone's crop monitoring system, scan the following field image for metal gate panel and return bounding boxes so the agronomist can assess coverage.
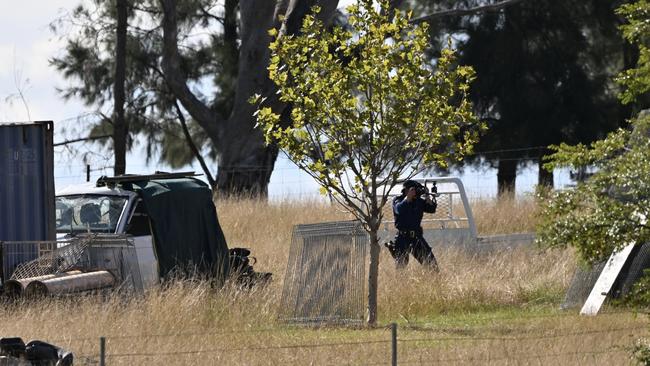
[279,221,368,324]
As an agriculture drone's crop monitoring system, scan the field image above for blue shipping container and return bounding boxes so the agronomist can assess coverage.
[0,121,55,279]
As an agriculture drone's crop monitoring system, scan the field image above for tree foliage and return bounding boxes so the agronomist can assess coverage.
[51,0,341,195]
[537,116,650,262]
[617,0,650,105]
[256,0,479,226]
[408,0,629,192]
[537,0,650,263]
[50,0,211,169]
[254,0,481,323]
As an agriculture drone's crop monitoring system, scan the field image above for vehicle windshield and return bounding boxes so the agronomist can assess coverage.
[55,195,128,234]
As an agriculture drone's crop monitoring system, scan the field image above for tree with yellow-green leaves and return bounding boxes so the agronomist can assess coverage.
[253,0,482,325]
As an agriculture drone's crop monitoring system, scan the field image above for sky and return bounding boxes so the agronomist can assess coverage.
[0,2,81,122]
[0,1,571,199]
[0,1,322,199]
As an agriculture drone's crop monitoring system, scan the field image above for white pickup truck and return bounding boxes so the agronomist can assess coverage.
[54,182,160,289]
[1,172,235,296]
[379,177,535,254]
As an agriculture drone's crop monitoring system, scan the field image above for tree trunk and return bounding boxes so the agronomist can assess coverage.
[215,139,279,196]
[367,228,380,326]
[216,0,339,196]
[537,159,553,188]
[214,0,279,197]
[160,0,339,196]
[113,0,128,176]
[497,158,517,197]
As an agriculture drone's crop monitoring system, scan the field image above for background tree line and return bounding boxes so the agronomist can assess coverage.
[53,0,640,196]
[410,0,639,194]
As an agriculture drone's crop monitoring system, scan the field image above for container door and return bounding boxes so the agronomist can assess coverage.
[0,121,55,281]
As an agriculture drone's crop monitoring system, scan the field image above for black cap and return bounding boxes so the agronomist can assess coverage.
[402,180,418,190]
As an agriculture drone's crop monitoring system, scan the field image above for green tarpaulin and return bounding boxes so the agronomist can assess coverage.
[125,178,230,281]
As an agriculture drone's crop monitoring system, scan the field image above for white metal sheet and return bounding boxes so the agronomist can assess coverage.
[580,243,635,315]
[133,235,159,289]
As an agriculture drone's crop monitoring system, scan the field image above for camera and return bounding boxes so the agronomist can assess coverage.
[415,183,429,197]
[417,182,438,198]
[402,180,438,198]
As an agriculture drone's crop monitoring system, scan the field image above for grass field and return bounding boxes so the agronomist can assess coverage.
[1,197,647,365]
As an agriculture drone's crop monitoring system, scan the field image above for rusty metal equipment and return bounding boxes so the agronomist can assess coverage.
[24,270,115,297]
[3,271,81,297]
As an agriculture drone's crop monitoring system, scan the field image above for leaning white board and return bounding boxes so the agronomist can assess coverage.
[581,214,647,315]
[580,243,635,316]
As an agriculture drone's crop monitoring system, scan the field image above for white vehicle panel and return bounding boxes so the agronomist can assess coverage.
[132,235,159,289]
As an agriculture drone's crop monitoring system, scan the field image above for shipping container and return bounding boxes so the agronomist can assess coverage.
[0,121,55,280]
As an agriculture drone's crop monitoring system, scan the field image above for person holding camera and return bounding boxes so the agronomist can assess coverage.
[385,180,439,270]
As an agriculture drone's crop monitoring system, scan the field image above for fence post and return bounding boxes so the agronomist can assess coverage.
[100,336,106,366]
[391,323,397,366]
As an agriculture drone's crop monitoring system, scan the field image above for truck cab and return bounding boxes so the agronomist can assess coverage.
[55,183,160,289]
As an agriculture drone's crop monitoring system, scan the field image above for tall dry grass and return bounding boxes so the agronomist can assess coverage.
[217,195,540,276]
[471,193,539,235]
[378,247,573,319]
[0,196,646,365]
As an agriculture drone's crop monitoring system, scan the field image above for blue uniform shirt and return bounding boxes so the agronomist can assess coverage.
[392,196,437,232]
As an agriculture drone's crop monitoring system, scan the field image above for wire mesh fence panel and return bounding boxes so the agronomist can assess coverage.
[8,237,90,280]
[279,221,368,325]
[613,242,650,297]
[561,242,650,309]
[561,262,606,310]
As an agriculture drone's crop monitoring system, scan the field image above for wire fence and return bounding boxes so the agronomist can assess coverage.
[53,165,576,201]
[393,348,630,366]
[51,145,579,201]
[21,316,648,365]
[37,308,638,344]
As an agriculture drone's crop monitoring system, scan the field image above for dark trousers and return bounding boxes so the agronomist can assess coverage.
[386,231,439,270]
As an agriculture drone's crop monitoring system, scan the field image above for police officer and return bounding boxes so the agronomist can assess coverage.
[386,180,439,270]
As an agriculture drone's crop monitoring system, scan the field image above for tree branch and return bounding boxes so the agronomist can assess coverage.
[159,0,222,139]
[410,0,529,25]
[198,4,225,25]
[114,0,128,175]
[280,0,339,36]
[223,0,238,56]
[54,134,112,147]
[173,100,217,188]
